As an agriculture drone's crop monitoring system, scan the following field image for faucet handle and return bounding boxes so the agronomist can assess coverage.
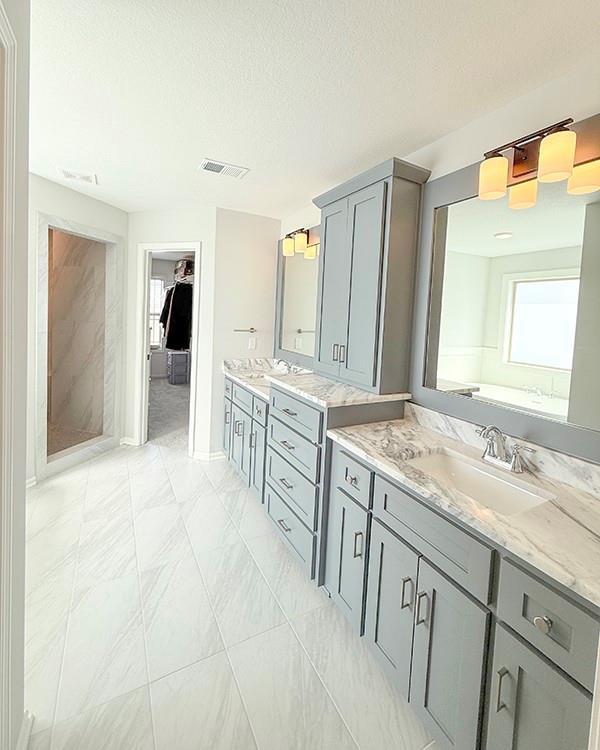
[509,442,535,473]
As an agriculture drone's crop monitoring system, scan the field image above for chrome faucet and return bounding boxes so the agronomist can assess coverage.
[476,425,534,473]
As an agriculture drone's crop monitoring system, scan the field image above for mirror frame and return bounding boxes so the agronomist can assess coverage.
[273,224,320,369]
[410,161,600,465]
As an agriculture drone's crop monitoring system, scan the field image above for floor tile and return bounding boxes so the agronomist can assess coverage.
[292,603,432,750]
[203,458,245,494]
[199,539,285,646]
[26,509,81,595]
[29,729,52,750]
[246,532,329,620]
[75,513,136,591]
[134,503,193,572]
[229,623,356,750]
[181,494,241,568]
[56,573,147,722]
[83,476,131,522]
[129,464,176,516]
[25,563,75,734]
[151,652,256,750]
[140,556,223,681]
[51,686,154,750]
[220,486,275,540]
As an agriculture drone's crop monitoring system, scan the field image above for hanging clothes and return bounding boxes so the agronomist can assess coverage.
[160,282,193,350]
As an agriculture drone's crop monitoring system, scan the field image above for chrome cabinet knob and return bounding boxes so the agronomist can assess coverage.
[533,615,553,635]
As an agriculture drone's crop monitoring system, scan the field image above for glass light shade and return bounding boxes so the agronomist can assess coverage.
[508,179,538,210]
[294,230,308,253]
[478,155,509,200]
[538,129,576,183]
[304,243,317,260]
[567,160,600,194]
[282,236,295,256]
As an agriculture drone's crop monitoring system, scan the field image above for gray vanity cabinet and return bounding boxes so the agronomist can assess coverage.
[324,485,370,633]
[411,559,489,750]
[249,419,266,498]
[315,197,351,377]
[485,625,592,750]
[313,158,429,393]
[364,518,419,700]
[230,404,252,483]
[223,398,232,458]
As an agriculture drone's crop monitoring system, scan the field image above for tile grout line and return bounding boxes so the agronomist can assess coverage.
[128,447,162,750]
[178,469,262,750]
[48,464,91,742]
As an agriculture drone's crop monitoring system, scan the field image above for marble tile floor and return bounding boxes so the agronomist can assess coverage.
[25,436,435,749]
[147,377,190,451]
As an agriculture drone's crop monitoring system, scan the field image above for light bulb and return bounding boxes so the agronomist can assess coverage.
[294,230,308,253]
[304,244,317,260]
[478,155,509,200]
[538,129,576,183]
[508,179,538,210]
[567,159,600,195]
[282,236,295,257]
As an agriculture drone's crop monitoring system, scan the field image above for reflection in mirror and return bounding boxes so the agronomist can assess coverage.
[426,181,600,430]
[279,226,319,358]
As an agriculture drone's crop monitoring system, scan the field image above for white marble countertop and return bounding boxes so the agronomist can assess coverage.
[328,419,600,613]
[265,373,411,409]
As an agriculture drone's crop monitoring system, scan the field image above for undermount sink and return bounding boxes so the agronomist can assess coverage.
[407,448,555,516]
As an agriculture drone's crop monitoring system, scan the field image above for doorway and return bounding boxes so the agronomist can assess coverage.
[139,243,201,454]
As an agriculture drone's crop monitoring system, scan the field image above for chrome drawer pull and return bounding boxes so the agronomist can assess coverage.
[279,477,294,491]
[234,421,243,435]
[249,432,256,448]
[352,531,363,559]
[280,440,295,451]
[282,408,298,417]
[345,471,358,487]
[400,576,413,610]
[496,667,509,713]
[225,412,231,424]
[332,344,339,362]
[533,615,553,635]
[415,591,429,625]
[255,407,262,416]
[339,344,346,363]
[277,519,292,533]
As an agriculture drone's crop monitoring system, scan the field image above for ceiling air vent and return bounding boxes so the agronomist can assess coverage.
[57,168,98,185]
[198,158,249,179]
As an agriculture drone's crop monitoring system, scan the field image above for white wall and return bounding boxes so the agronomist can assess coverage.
[27,174,128,481]
[2,1,29,746]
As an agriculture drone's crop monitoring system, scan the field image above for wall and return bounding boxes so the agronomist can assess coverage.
[2,1,29,746]
[47,229,106,453]
[27,175,128,481]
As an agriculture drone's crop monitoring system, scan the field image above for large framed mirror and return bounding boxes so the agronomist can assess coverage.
[411,157,600,464]
[273,224,320,368]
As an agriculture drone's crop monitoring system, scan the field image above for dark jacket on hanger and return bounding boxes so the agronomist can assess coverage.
[160,282,193,350]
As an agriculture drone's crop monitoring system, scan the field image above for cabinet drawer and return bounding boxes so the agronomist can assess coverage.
[267,416,320,483]
[331,444,373,509]
[270,389,322,443]
[265,447,318,530]
[373,475,493,603]
[497,559,599,692]
[266,485,316,576]
[232,383,253,414]
[252,396,268,426]
[224,378,232,398]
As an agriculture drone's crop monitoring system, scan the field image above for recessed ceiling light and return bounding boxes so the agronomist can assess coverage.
[493,232,513,239]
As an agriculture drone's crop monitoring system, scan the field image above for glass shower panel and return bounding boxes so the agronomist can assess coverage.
[47,228,107,457]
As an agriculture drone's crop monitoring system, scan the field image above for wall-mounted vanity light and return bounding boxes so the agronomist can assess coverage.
[293,229,308,253]
[304,242,319,260]
[477,118,599,209]
[282,234,295,256]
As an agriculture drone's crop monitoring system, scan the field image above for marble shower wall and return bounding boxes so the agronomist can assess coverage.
[47,230,107,453]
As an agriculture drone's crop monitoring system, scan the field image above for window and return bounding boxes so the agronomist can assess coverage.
[508,277,580,370]
[149,278,165,348]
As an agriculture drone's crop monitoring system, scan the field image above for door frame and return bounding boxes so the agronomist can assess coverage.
[136,241,201,455]
[0,4,33,748]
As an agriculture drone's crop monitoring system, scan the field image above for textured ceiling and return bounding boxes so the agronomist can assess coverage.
[30,0,600,216]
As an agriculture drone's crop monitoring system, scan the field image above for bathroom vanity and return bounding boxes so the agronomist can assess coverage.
[220,141,600,750]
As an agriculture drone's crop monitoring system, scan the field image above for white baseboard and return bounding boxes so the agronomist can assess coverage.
[16,711,34,750]
[25,477,37,489]
[192,450,226,461]
[119,437,140,447]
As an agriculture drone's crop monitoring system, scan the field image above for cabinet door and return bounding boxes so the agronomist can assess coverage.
[223,398,232,458]
[364,520,419,701]
[250,421,266,501]
[341,180,387,388]
[230,404,243,471]
[239,409,252,484]
[315,198,350,376]
[486,625,592,750]
[411,559,489,750]
[324,486,369,633]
